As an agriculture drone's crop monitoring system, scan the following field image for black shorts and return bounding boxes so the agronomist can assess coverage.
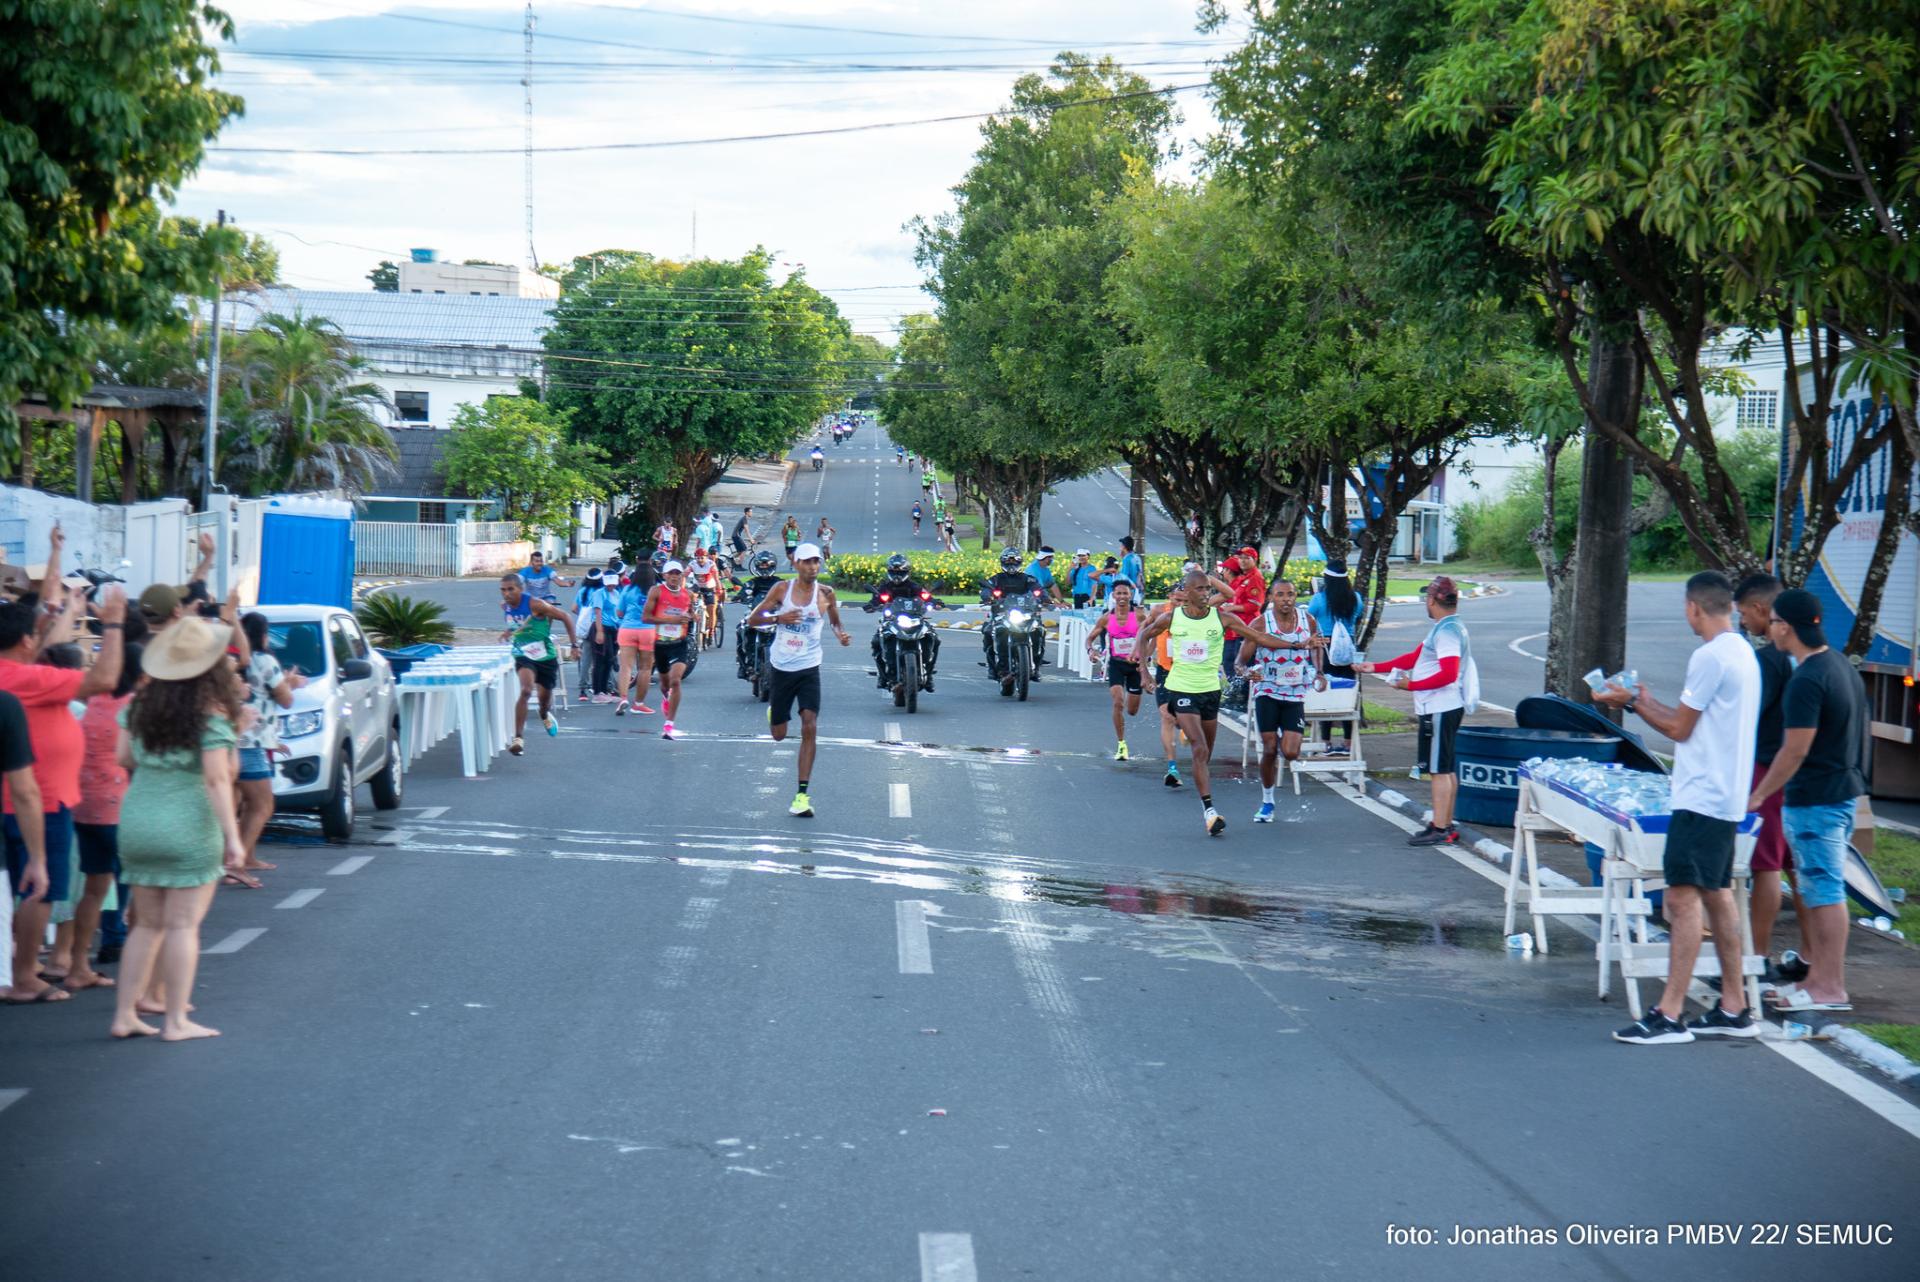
[1106,657,1141,695]
[1254,696,1306,735]
[1168,688,1222,722]
[515,655,559,690]
[769,665,822,726]
[1664,808,1736,891]
[75,822,120,878]
[1073,594,1090,609]
[655,640,692,671]
[1417,706,1464,775]
[1153,666,1173,707]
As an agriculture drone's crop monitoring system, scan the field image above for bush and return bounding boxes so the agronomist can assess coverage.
[356,593,456,648]
[824,550,1325,600]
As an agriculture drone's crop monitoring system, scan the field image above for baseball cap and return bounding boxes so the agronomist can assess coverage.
[1239,545,1259,559]
[663,560,685,575]
[793,542,823,562]
[1772,588,1827,648]
[138,582,183,622]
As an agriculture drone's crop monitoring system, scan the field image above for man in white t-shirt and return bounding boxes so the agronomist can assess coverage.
[1357,575,1468,846]
[1595,570,1760,1045]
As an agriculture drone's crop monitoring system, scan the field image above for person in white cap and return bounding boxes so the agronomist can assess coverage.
[643,560,698,739]
[746,543,851,817]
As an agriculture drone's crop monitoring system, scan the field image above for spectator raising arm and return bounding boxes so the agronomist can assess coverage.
[75,587,127,700]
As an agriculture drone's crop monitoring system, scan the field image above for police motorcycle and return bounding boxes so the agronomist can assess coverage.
[862,554,943,714]
[731,550,784,701]
[980,548,1048,703]
[810,445,825,472]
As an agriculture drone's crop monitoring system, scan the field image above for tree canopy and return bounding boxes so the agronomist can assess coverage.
[441,396,608,539]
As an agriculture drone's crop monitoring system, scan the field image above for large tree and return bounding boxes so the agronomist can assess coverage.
[544,251,850,545]
[1,0,241,447]
[224,312,395,496]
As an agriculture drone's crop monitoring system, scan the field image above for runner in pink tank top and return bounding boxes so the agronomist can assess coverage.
[1086,580,1146,760]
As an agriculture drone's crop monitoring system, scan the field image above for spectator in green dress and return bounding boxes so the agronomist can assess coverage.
[107,618,248,1043]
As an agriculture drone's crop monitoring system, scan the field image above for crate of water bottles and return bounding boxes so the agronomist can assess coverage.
[1517,758,1760,874]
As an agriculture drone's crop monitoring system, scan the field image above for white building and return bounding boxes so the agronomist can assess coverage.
[397,250,559,300]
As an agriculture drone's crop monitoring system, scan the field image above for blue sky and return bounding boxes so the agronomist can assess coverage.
[183,1,1235,337]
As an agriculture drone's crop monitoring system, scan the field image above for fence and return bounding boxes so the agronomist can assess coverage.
[357,521,461,577]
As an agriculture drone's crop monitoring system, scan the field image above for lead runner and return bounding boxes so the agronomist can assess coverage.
[746,543,850,817]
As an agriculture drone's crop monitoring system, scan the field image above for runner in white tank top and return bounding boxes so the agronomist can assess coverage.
[746,543,851,818]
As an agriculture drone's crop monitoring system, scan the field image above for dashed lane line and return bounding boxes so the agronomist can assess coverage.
[895,899,934,974]
[274,889,325,910]
[890,781,913,818]
[202,927,267,955]
[0,1088,27,1115]
[919,1232,978,1282]
[327,855,374,876]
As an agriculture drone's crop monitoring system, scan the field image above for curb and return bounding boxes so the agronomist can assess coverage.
[1353,770,1920,1085]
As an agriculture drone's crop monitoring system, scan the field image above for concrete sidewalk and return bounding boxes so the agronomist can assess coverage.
[705,459,793,513]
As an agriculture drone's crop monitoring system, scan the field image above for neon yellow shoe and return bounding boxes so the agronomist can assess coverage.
[1114,740,1129,761]
[789,791,814,818]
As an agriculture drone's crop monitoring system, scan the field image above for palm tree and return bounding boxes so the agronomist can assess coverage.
[226,311,397,495]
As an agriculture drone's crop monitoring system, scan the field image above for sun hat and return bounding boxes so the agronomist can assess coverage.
[793,542,823,562]
[141,616,231,681]
[137,582,183,623]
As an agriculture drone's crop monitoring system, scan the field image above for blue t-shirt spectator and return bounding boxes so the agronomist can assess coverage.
[1120,551,1144,590]
[1026,559,1056,591]
[1070,564,1097,597]
[617,583,652,630]
[1306,590,1366,643]
[518,563,557,601]
[1097,571,1117,600]
[692,517,721,552]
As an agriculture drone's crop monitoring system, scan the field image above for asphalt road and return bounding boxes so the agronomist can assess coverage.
[4,585,1918,1278]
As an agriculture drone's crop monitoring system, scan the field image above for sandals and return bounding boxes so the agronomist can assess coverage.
[5,985,72,1004]
[1766,985,1852,1013]
[222,871,264,890]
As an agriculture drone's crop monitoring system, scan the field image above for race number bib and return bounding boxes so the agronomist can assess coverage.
[657,623,686,641]
[779,630,809,655]
[515,639,553,662]
[1109,637,1134,659]
[1178,638,1211,665]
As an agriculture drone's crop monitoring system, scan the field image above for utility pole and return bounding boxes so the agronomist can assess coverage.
[201,209,227,512]
[522,3,538,269]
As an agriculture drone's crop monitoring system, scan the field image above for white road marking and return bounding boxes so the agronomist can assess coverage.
[1509,631,1548,661]
[274,888,325,910]
[1005,899,1114,1105]
[919,1232,978,1282]
[896,899,934,974]
[373,828,414,846]
[890,781,912,818]
[680,897,719,931]
[885,721,902,741]
[410,806,449,820]
[0,1088,26,1115]
[327,855,374,876]
[202,927,267,955]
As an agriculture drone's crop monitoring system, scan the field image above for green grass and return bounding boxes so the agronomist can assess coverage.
[1360,699,1414,735]
[1856,829,1920,921]
[1856,1023,1920,1061]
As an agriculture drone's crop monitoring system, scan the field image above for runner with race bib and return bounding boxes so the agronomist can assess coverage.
[498,574,579,757]
[643,561,698,741]
[746,543,851,818]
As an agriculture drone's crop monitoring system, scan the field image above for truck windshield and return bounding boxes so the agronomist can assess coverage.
[269,622,327,678]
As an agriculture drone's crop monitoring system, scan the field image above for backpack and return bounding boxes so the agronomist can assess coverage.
[1429,615,1480,714]
[1327,618,1357,668]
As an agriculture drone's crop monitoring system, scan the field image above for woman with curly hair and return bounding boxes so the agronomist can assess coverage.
[108,618,248,1042]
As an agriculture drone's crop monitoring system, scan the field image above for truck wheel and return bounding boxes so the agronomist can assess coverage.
[370,724,404,810]
[319,747,356,841]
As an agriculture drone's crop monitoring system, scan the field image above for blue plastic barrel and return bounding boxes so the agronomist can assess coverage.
[1453,728,1620,827]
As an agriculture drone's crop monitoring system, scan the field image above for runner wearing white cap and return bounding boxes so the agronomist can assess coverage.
[643,560,698,739]
[746,543,851,817]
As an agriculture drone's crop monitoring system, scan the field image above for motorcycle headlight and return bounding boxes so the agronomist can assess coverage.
[896,615,922,631]
[279,710,325,739]
[1007,610,1031,627]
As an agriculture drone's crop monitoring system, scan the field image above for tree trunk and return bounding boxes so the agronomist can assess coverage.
[1569,327,1640,717]
[1532,432,1578,699]
[1130,470,1147,549]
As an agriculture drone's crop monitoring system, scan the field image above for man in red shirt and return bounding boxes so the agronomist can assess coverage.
[1224,546,1266,679]
[2,584,127,1004]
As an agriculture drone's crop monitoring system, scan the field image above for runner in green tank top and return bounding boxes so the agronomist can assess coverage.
[1137,570,1290,837]
[499,574,579,756]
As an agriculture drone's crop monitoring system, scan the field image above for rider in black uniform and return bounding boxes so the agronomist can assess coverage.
[731,550,787,675]
[865,553,941,689]
[981,546,1044,686]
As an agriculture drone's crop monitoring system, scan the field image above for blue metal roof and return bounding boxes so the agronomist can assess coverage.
[198,288,553,349]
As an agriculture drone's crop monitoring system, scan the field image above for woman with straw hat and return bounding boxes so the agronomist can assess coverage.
[107,617,248,1042]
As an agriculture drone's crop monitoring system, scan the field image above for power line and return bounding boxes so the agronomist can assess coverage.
[208,82,1208,156]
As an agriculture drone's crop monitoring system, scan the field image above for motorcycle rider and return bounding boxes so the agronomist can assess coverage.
[865,553,941,690]
[980,547,1046,694]
[809,444,825,470]
[731,550,786,674]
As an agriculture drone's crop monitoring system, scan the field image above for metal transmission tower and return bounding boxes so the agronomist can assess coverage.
[522,2,537,268]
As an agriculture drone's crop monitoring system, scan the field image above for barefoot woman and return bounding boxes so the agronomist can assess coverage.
[108,618,249,1041]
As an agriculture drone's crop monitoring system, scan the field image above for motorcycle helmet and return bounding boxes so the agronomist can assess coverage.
[886,553,912,582]
[751,550,778,575]
[649,550,669,573]
[998,547,1021,570]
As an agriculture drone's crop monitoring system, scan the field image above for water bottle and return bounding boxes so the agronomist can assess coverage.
[1781,1021,1814,1041]
[1890,886,1907,904]
[1506,933,1535,953]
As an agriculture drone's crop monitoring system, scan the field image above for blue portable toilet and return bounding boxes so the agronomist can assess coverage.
[258,497,355,608]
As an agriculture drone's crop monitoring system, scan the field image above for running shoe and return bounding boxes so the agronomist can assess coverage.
[543,711,559,737]
[508,736,525,756]
[633,702,656,715]
[615,700,629,716]
[1114,741,1129,761]
[1163,765,1181,788]
[1686,1001,1761,1039]
[1612,1010,1695,1045]
[1254,802,1275,824]
[1204,807,1226,837]
[662,723,684,741]
[789,792,814,818]
[1407,824,1459,847]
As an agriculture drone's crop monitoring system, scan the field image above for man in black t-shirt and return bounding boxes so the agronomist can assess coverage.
[1747,589,1869,1013]
[1735,574,1800,965]
[0,689,45,997]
